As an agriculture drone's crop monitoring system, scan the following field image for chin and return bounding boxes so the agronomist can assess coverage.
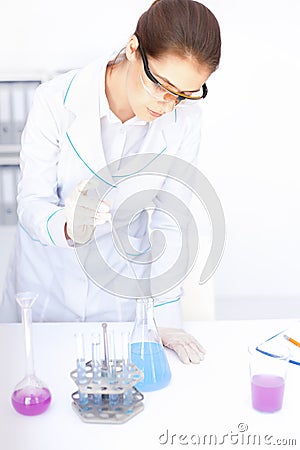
[135,111,154,122]
[132,103,162,122]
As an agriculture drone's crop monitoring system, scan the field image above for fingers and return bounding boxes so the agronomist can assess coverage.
[66,186,111,225]
[75,195,110,212]
[65,180,112,244]
[183,335,206,356]
[97,202,110,213]
[76,181,111,210]
[169,342,205,364]
[94,212,112,225]
[188,341,205,363]
[193,340,206,356]
[171,344,191,364]
[66,223,94,245]
[76,180,90,193]
[159,328,206,365]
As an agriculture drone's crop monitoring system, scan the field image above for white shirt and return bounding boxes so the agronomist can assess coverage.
[98,62,149,167]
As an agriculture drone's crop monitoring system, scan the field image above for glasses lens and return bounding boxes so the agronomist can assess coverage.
[162,84,205,100]
[162,91,178,103]
[140,73,205,105]
[140,74,176,102]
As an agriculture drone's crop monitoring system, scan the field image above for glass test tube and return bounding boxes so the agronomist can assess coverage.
[75,332,88,405]
[101,323,109,376]
[122,331,133,405]
[91,333,102,405]
[108,330,119,406]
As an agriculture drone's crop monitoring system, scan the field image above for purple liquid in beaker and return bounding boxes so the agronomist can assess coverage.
[11,387,51,416]
[251,374,285,412]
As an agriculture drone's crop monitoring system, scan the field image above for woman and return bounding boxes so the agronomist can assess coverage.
[1,0,221,364]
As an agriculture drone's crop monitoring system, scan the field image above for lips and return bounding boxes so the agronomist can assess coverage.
[147,107,163,118]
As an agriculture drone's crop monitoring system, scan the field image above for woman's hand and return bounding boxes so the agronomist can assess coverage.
[64,180,111,244]
[159,327,206,364]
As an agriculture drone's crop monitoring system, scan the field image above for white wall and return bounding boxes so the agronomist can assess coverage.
[199,1,300,307]
[0,0,151,73]
[1,0,300,311]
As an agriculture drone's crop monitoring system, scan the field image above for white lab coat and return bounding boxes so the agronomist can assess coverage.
[0,55,203,324]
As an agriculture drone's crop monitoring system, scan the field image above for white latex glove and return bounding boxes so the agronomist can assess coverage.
[159,327,206,364]
[65,180,111,244]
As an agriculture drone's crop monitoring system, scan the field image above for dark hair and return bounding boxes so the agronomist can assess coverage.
[134,0,221,73]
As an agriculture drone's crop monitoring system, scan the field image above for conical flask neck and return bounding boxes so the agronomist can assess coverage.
[132,298,160,344]
[136,299,153,322]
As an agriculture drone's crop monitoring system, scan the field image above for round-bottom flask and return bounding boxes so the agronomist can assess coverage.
[130,298,171,392]
[11,292,51,416]
[11,376,51,416]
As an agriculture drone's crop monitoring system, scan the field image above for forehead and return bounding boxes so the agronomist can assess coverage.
[147,52,210,90]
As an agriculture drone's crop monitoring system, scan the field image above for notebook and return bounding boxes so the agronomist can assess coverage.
[257,320,300,366]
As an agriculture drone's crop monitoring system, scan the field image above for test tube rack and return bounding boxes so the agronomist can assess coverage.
[70,359,144,424]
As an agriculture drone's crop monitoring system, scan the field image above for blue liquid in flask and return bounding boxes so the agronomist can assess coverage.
[131,341,171,392]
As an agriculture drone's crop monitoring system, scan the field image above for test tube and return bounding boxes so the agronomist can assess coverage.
[91,333,102,405]
[75,332,88,406]
[101,323,109,376]
[122,331,133,405]
[108,330,119,406]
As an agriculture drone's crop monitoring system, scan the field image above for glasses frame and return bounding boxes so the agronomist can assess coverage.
[137,41,208,104]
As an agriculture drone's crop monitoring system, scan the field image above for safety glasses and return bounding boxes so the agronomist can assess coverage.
[138,41,208,104]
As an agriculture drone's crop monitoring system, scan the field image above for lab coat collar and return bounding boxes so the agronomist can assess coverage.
[63,54,176,184]
[63,54,116,185]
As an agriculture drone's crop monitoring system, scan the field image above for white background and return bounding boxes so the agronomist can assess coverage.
[1,0,300,317]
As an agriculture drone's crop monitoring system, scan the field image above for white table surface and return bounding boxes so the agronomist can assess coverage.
[1,319,300,450]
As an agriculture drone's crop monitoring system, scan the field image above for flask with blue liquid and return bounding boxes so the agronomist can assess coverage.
[130,298,171,392]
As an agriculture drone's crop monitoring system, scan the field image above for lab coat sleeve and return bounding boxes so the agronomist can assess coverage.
[17,84,70,248]
[151,110,202,328]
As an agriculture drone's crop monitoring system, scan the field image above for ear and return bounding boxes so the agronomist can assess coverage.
[125,35,139,62]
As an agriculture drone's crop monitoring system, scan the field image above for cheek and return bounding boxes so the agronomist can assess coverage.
[126,67,142,102]
[127,76,147,105]
[126,73,150,117]
[125,66,164,121]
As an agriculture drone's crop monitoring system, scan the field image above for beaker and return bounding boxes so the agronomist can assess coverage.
[130,298,171,392]
[11,292,51,416]
[249,343,290,412]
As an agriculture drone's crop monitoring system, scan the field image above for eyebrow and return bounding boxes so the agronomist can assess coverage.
[152,71,201,93]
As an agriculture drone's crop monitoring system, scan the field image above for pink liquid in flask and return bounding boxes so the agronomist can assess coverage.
[11,386,51,416]
[251,374,285,413]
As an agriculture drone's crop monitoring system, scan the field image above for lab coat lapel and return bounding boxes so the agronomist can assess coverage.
[63,58,114,186]
[63,55,178,185]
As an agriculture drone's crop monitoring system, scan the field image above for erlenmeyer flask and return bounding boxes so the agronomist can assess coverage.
[11,292,51,416]
[130,298,171,392]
